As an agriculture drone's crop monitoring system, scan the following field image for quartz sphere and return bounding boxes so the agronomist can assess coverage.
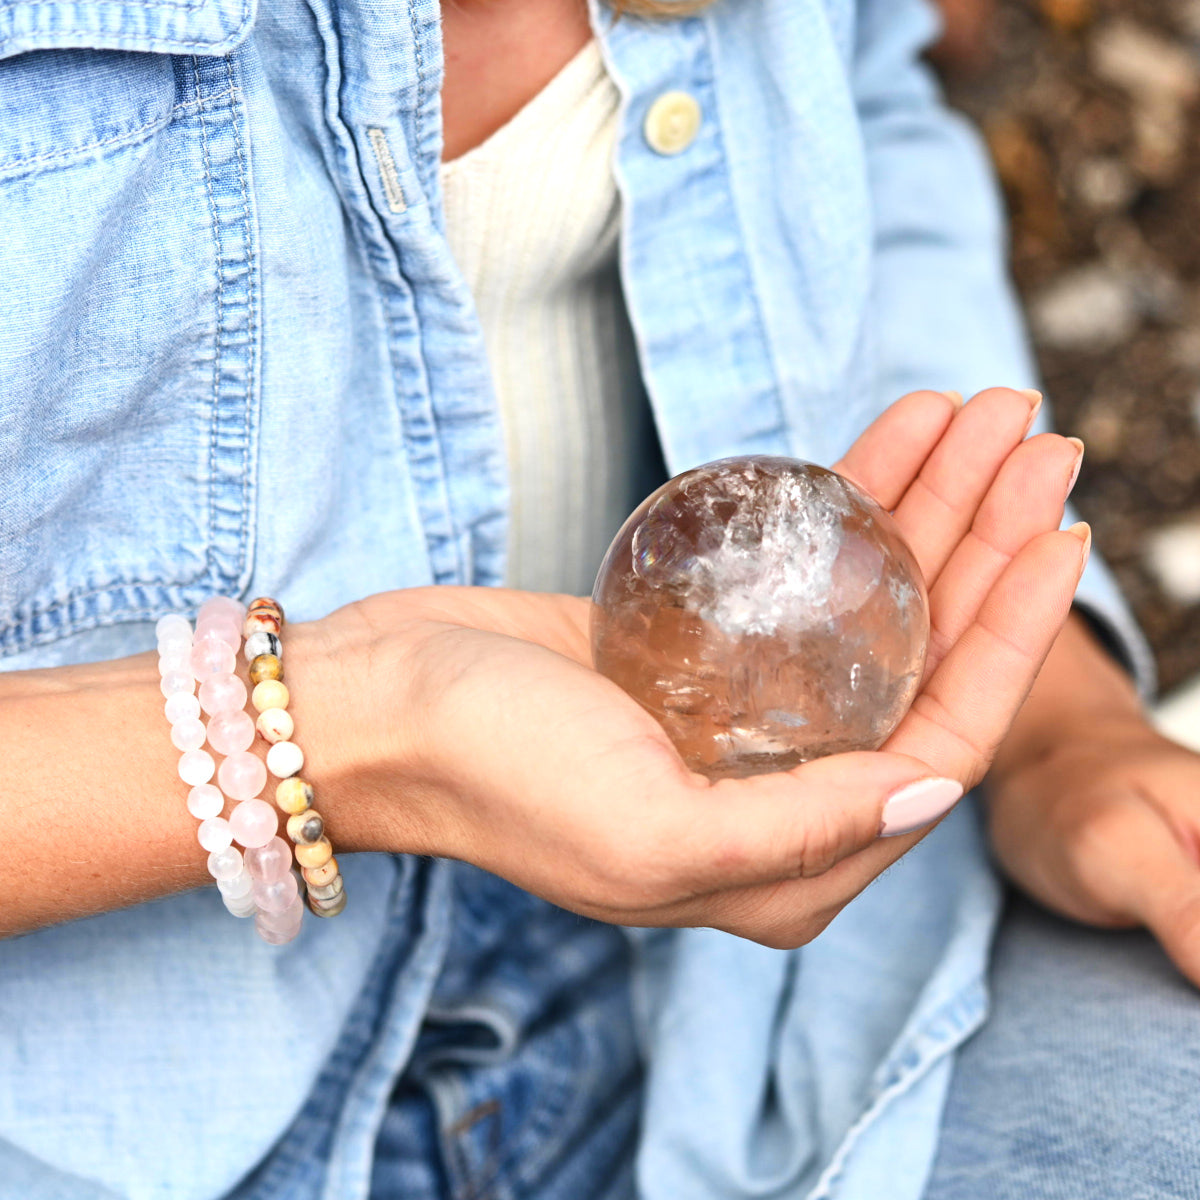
[591,456,929,780]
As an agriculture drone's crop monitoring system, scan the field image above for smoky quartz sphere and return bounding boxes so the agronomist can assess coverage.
[591,456,930,779]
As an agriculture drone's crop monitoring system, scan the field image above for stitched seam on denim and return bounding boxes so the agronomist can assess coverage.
[0,114,168,172]
[0,0,203,14]
[697,14,788,436]
[193,54,223,591]
[0,87,237,174]
[0,0,253,52]
[241,861,442,1200]
[409,0,426,140]
[0,66,258,654]
[225,52,254,590]
[0,585,208,655]
[397,0,466,585]
[468,1021,593,1196]
[808,982,987,1200]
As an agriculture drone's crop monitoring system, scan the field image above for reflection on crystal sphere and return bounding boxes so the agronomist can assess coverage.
[591,456,929,779]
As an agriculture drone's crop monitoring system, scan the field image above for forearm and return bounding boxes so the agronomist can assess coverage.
[0,650,214,934]
[989,610,1146,784]
[0,619,377,937]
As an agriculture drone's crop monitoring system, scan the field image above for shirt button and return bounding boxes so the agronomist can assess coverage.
[643,91,702,156]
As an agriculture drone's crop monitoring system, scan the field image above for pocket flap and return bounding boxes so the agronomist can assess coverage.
[0,0,256,61]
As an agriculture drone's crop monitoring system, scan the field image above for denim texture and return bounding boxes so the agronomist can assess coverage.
[925,892,1200,1200]
[0,0,1152,1197]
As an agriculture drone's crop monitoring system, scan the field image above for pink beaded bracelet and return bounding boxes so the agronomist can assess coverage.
[157,598,307,944]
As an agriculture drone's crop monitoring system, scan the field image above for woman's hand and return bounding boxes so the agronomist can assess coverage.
[984,613,1200,989]
[298,387,1088,948]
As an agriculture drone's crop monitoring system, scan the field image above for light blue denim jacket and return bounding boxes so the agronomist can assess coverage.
[0,0,1151,1197]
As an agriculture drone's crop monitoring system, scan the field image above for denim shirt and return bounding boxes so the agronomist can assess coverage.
[0,0,1151,1197]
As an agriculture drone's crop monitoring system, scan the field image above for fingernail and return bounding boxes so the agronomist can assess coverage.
[1065,437,1085,495]
[879,777,964,837]
[943,389,965,409]
[1067,520,1092,569]
[1019,388,1044,435]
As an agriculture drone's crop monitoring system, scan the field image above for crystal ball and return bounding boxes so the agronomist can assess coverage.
[591,456,929,779]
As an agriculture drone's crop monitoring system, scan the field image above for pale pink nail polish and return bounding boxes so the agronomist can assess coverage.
[879,777,964,837]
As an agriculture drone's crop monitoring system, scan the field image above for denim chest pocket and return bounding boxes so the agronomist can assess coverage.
[0,0,260,656]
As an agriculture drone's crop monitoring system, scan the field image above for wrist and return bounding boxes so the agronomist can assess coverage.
[989,611,1145,784]
[282,601,435,858]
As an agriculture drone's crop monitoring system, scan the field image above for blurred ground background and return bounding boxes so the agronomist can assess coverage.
[934,0,1200,695]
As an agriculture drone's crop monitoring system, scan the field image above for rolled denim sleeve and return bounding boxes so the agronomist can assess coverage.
[854,0,1156,694]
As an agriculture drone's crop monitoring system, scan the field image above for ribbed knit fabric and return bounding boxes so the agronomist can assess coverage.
[441,40,646,596]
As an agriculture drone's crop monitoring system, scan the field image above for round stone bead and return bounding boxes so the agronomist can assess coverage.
[255,899,303,943]
[244,632,281,663]
[223,891,258,918]
[198,672,247,717]
[160,670,194,699]
[266,741,303,779]
[286,810,323,845]
[170,717,208,752]
[190,635,236,682]
[249,654,283,685]
[197,816,233,853]
[252,680,290,713]
[178,749,216,786]
[306,874,343,902]
[256,707,294,744]
[285,806,324,844]
[207,845,243,881]
[158,648,191,677]
[309,891,347,918]
[275,777,313,814]
[243,611,281,637]
[295,837,332,869]
[302,857,339,887]
[217,869,254,899]
[156,613,192,641]
[194,618,241,653]
[249,597,284,621]
[157,630,192,659]
[187,783,225,820]
[207,709,256,756]
[217,751,267,802]
[199,596,247,626]
[229,798,278,848]
[245,836,293,884]
[253,872,299,914]
[164,691,201,724]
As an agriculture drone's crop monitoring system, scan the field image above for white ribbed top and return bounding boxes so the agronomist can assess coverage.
[441,40,645,596]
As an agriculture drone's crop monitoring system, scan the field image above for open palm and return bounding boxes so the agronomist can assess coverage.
[313,387,1086,947]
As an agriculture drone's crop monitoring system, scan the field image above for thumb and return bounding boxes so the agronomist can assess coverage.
[1092,793,1200,989]
[684,752,963,891]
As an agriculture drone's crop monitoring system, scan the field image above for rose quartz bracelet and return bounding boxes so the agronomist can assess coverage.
[244,597,347,920]
[157,598,305,944]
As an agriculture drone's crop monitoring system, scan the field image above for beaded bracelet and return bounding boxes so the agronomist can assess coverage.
[157,598,307,944]
[243,597,347,919]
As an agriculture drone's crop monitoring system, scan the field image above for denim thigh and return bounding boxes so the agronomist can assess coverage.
[369,864,641,1200]
[925,890,1200,1200]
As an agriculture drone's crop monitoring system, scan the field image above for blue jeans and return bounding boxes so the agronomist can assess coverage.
[925,890,1200,1199]
[238,870,1199,1200]
[367,866,640,1200]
